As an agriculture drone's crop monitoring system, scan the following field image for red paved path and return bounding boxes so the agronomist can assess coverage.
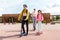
[0,23,60,40]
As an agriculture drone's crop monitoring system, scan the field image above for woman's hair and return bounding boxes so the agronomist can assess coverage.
[34,9,36,10]
[38,10,42,12]
[23,4,27,7]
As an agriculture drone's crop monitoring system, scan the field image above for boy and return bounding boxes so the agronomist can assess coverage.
[31,9,37,31]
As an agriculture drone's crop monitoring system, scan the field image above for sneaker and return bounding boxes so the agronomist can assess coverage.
[40,32,43,34]
[22,32,25,34]
[23,33,28,36]
[36,32,40,35]
[19,32,23,37]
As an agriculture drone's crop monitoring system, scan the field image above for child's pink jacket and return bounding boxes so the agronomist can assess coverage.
[36,13,44,21]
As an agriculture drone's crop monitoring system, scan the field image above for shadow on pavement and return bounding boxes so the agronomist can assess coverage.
[6,30,21,32]
[0,38,3,40]
[6,30,35,32]
[0,34,19,39]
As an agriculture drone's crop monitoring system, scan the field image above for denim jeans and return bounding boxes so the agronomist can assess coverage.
[32,17,36,30]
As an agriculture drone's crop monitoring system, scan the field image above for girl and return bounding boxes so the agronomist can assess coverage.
[36,10,44,35]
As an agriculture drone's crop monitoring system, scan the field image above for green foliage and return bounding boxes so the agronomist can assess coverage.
[56,16,59,20]
[52,16,60,21]
[29,19,33,23]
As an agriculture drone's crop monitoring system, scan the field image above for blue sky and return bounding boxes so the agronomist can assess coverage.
[0,0,60,16]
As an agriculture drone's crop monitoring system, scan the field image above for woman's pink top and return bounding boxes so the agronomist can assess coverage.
[36,13,43,21]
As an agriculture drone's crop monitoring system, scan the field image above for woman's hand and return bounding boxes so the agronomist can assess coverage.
[18,19,20,21]
[24,19,28,21]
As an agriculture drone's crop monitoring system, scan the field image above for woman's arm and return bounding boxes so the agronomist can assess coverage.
[18,12,22,21]
[25,10,29,20]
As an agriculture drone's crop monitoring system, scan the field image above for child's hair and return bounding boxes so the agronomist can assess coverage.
[38,10,42,12]
[23,4,27,7]
[37,10,42,16]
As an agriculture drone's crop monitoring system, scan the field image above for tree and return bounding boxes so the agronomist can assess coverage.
[56,16,59,20]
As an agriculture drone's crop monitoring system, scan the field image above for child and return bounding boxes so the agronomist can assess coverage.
[36,10,44,35]
[18,4,29,37]
[31,9,37,31]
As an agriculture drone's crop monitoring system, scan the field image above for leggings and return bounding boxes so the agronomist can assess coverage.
[38,21,42,32]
